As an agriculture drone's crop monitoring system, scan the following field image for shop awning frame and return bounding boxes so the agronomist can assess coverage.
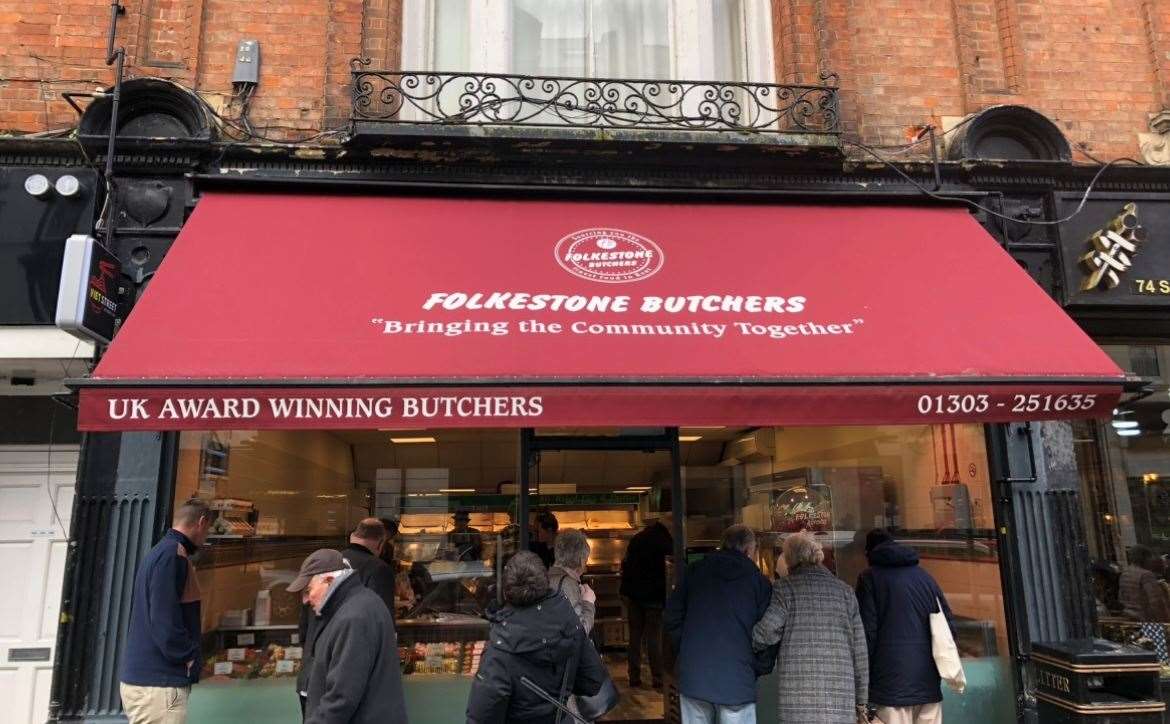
[74,192,1125,431]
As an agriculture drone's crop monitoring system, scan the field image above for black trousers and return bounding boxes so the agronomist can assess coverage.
[624,597,663,684]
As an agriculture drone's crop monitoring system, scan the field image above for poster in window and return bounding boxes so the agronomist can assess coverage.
[199,432,229,497]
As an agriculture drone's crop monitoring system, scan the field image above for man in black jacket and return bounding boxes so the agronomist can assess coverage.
[664,525,773,724]
[855,529,953,724]
[342,518,397,614]
[619,514,673,688]
[290,548,408,724]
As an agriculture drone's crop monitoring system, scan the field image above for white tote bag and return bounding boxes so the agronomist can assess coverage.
[930,598,967,694]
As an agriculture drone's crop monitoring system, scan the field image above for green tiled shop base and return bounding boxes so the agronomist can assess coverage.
[756,657,1013,724]
[190,659,1011,724]
[189,675,473,724]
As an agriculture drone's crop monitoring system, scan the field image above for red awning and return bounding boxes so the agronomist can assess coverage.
[77,192,1123,430]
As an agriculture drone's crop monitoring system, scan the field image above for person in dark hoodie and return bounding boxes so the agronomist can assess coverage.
[855,529,953,724]
[619,514,673,688]
[120,498,212,724]
[467,551,607,724]
[664,525,774,724]
[291,548,408,724]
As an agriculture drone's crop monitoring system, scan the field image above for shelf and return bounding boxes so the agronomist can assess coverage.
[198,536,347,569]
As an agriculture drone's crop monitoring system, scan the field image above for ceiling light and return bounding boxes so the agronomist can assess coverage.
[679,435,703,442]
[625,486,651,491]
[439,488,476,493]
[1111,420,1139,429]
[683,426,726,430]
[1116,429,1142,437]
[390,436,436,444]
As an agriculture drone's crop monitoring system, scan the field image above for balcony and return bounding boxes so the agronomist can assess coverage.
[348,65,841,149]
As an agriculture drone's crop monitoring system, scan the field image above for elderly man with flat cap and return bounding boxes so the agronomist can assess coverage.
[291,549,408,724]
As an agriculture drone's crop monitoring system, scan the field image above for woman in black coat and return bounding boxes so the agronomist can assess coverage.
[467,551,607,724]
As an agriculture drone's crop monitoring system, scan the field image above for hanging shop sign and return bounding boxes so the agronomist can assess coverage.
[1059,195,1170,307]
[55,234,120,344]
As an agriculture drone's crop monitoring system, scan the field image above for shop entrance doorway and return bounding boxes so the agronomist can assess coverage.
[521,428,683,723]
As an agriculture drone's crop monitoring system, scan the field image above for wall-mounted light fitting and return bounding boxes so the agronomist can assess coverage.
[24,174,51,198]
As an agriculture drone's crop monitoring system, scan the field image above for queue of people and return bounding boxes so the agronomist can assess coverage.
[667,527,958,724]
[117,499,958,724]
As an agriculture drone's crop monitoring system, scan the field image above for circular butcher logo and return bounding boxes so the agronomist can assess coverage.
[554,228,665,284]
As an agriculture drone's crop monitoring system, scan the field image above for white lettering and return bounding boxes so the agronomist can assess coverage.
[269,398,297,417]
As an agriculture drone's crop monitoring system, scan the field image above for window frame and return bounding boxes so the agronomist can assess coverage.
[400,0,776,83]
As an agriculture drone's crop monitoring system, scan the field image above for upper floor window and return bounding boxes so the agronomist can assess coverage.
[402,0,774,83]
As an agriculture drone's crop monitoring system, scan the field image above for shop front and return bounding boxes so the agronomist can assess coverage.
[65,191,1124,724]
[1058,195,1170,704]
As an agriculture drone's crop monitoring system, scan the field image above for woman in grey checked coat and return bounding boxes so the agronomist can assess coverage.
[752,532,869,724]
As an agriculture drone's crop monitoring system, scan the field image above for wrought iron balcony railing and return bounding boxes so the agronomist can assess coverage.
[350,64,841,137]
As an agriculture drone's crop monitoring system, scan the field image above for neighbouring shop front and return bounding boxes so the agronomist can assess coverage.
[1059,195,1170,703]
[56,189,1125,724]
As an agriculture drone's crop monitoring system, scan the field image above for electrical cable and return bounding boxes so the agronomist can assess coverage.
[44,392,72,541]
[186,80,345,145]
[866,113,978,156]
[842,137,1146,227]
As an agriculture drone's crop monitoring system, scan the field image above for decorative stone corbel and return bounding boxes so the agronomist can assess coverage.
[1138,110,1170,165]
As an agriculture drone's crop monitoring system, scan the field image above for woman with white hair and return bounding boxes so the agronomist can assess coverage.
[548,529,597,632]
[752,531,869,724]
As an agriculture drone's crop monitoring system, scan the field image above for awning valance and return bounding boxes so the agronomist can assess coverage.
[77,193,1123,430]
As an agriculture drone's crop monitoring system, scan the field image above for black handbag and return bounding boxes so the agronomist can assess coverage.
[553,575,621,721]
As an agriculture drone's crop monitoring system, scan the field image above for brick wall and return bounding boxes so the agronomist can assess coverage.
[1,0,1165,156]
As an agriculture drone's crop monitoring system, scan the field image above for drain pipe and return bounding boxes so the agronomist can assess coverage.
[98,0,126,245]
[45,8,124,722]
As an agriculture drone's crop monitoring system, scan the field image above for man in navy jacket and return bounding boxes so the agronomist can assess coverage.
[119,498,212,724]
[664,525,773,724]
[855,529,954,724]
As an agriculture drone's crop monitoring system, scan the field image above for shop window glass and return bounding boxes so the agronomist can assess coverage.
[1079,344,1170,678]
[178,428,520,724]
[680,424,1014,724]
[173,424,1015,724]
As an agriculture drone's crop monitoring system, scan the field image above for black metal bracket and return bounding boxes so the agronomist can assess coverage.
[988,421,1039,484]
[62,91,95,117]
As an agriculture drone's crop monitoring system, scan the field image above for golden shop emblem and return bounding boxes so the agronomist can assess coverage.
[1079,203,1147,291]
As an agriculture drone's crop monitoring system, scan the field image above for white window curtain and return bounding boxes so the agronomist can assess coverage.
[400,0,774,127]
